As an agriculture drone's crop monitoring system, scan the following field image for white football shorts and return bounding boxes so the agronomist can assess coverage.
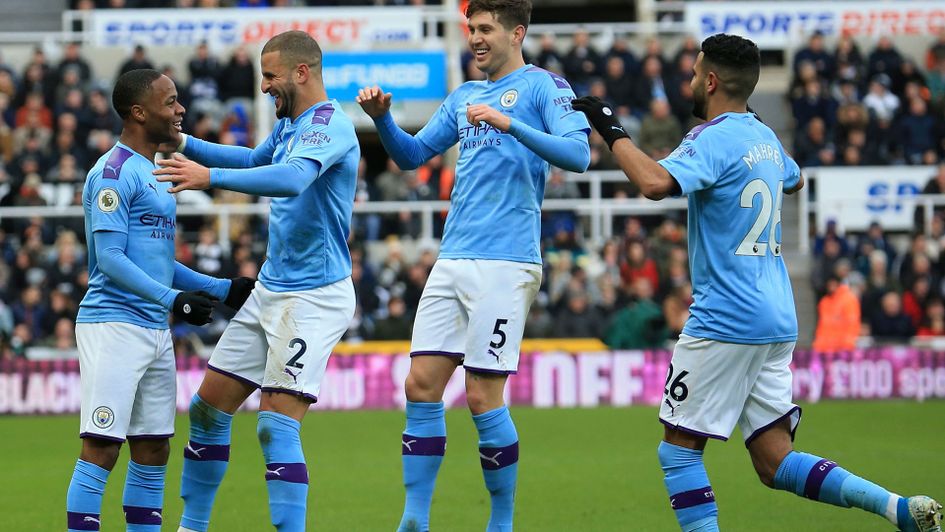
[410,259,542,374]
[658,334,801,445]
[208,278,355,402]
[76,322,176,441]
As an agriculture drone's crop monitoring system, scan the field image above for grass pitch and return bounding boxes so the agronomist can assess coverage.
[2,401,942,531]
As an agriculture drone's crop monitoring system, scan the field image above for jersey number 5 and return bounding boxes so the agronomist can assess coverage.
[736,179,783,257]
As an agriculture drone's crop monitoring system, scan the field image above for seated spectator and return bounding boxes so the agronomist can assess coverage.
[863,73,899,122]
[563,29,602,94]
[812,236,844,297]
[902,275,932,329]
[792,78,835,134]
[638,99,681,159]
[118,45,155,77]
[552,289,603,339]
[372,296,412,340]
[867,36,903,86]
[869,291,915,340]
[898,97,937,164]
[605,278,667,349]
[620,239,659,293]
[12,285,50,341]
[833,34,864,86]
[606,35,638,78]
[603,56,633,112]
[794,117,835,167]
[219,45,256,102]
[794,31,834,82]
[892,60,927,101]
[813,275,860,353]
[916,298,945,337]
[535,33,564,74]
[631,55,668,116]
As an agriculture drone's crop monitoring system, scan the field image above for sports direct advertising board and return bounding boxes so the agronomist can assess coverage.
[90,7,423,48]
[2,349,944,415]
[685,1,945,49]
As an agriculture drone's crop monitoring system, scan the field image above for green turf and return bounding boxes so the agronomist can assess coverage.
[2,401,942,531]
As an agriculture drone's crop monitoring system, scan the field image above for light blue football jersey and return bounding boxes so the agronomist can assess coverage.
[658,112,800,344]
[78,142,178,328]
[415,64,590,264]
[254,100,359,292]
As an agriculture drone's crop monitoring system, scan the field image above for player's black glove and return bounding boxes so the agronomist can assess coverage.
[571,96,630,150]
[173,291,216,325]
[224,277,255,311]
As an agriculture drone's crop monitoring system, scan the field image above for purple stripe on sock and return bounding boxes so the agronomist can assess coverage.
[669,487,716,510]
[410,350,465,358]
[67,511,101,530]
[260,386,318,403]
[184,441,230,461]
[402,434,446,456]
[479,442,519,470]
[207,364,261,389]
[123,506,162,525]
[803,459,838,500]
[265,462,309,484]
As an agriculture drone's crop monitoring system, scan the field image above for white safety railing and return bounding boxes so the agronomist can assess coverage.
[0,172,692,251]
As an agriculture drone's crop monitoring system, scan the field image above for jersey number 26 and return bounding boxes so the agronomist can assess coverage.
[736,179,783,257]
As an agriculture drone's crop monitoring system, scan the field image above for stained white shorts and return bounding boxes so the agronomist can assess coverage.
[208,278,355,402]
[658,334,802,445]
[410,259,542,374]
[76,322,176,442]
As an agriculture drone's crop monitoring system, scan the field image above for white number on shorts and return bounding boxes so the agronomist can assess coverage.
[489,319,509,349]
[736,179,784,257]
[664,363,690,402]
[287,338,306,369]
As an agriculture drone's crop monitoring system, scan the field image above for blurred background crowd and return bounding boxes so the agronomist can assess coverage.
[2,26,945,357]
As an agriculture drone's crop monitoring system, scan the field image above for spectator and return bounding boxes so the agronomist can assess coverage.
[833,34,864,86]
[867,36,903,87]
[83,89,121,134]
[606,35,638,78]
[892,60,926,101]
[534,33,564,74]
[902,275,932,329]
[118,45,155,77]
[188,41,222,103]
[219,45,256,101]
[631,55,668,115]
[638,99,682,159]
[869,291,915,340]
[620,240,659,294]
[792,78,835,134]
[863,73,900,122]
[662,282,692,339]
[916,298,945,337]
[794,117,835,167]
[794,32,834,82]
[372,297,412,340]
[812,275,860,353]
[194,226,223,275]
[12,285,49,340]
[552,289,603,338]
[602,56,633,112]
[605,278,667,349]
[56,42,92,86]
[926,28,945,71]
[563,29,602,94]
[673,35,700,69]
[524,303,553,338]
[811,237,844,298]
[898,97,937,164]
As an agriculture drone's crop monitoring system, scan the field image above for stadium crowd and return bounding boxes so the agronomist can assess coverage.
[2,29,945,357]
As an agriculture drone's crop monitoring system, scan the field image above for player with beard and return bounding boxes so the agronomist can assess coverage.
[573,33,942,532]
[154,31,359,532]
[66,69,252,532]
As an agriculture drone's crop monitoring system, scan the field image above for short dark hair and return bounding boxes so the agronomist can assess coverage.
[700,33,760,101]
[112,69,162,119]
[262,30,323,74]
[466,0,532,31]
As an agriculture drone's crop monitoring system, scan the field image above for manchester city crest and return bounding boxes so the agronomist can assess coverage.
[92,406,115,429]
[500,89,518,108]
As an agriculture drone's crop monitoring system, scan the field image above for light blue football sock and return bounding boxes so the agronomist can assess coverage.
[180,394,233,532]
[398,401,447,532]
[473,405,519,532]
[67,459,110,531]
[658,441,720,532]
[122,461,166,531]
[774,451,901,527]
[258,411,308,532]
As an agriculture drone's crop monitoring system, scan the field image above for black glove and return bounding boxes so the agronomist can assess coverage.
[571,96,630,150]
[173,291,216,325]
[224,277,255,311]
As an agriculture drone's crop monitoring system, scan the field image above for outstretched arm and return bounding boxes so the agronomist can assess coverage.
[357,85,438,170]
[179,133,275,169]
[508,120,590,173]
[173,261,231,300]
[155,154,321,197]
[572,96,679,200]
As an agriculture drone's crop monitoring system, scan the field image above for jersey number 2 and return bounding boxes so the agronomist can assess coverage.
[736,179,783,257]
[287,338,306,369]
